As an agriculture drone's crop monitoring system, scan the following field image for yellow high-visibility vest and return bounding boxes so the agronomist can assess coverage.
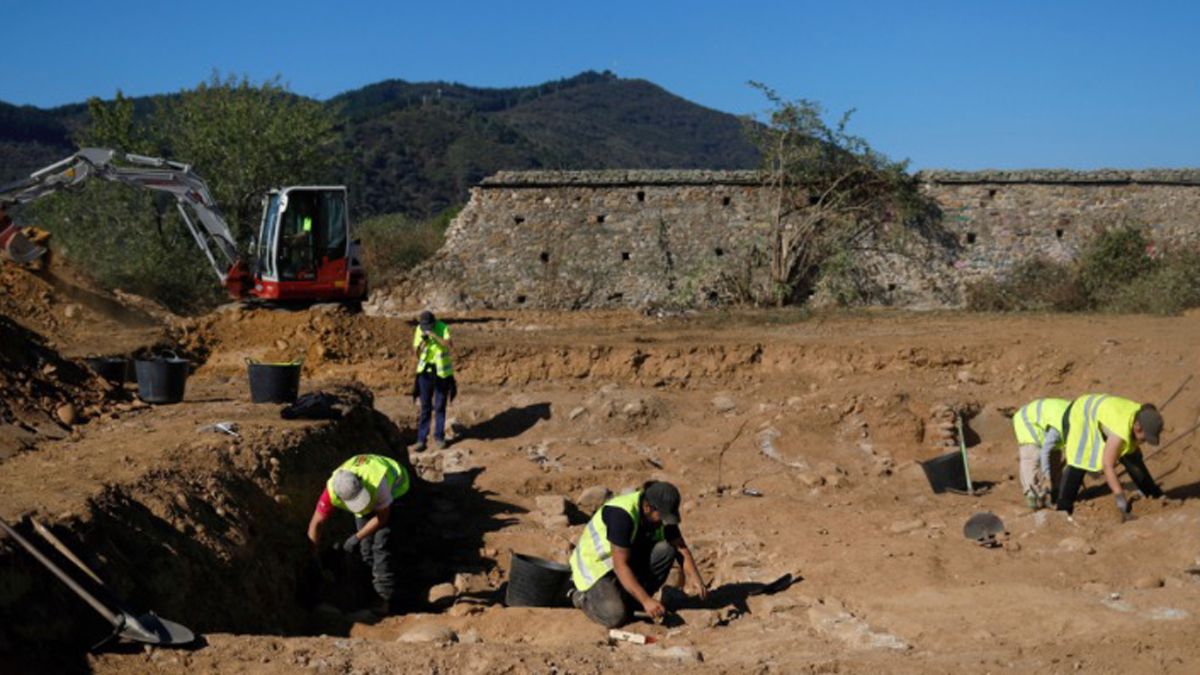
[570,490,665,592]
[325,454,409,516]
[413,322,453,377]
[1064,394,1142,472]
[1013,398,1069,447]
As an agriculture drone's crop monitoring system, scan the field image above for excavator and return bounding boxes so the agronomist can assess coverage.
[0,148,368,303]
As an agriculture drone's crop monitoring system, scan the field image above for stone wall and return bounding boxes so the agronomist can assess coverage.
[371,169,1200,313]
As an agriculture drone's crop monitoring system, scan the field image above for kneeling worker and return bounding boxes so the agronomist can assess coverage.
[569,481,707,628]
[307,454,410,615]
[1013,397,1069,509]
[1056,394,1164,518]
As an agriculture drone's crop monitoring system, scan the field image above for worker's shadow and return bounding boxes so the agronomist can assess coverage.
[457,403,551,441]
[662,572,801,619]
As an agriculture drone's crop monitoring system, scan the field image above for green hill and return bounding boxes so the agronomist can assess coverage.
[1,71,759,217]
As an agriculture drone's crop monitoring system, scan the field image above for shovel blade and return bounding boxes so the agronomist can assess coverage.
[118,612,195,646]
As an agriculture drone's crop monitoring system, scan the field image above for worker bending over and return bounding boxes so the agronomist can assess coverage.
[1056,394,1164,518]
[1013,397,1068,509]
[569,481,707,627]
[307,454,410,615]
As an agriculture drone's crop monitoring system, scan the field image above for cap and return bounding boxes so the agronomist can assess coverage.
[1136,404,1163,445]
[418,310,435,329]
[643,481,681,525]
[332,470,372,513]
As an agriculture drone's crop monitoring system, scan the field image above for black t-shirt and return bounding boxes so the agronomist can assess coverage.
[602,504,680,549]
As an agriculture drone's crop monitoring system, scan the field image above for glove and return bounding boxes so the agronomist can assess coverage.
[342,534,360,553]
[1115,494,1131,520]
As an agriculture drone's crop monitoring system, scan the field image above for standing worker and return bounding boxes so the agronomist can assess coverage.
[1013,397,1069,509]
[1056,394,1165,519]
[568,480,708,628]
[307,453,410,616]
[412,310,454,451]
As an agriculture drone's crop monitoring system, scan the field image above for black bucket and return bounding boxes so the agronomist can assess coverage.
[920,450,971,494]
[246,359,302,403]
[505,552,573,608]
[134,357,189,404]
[85,357,128,385]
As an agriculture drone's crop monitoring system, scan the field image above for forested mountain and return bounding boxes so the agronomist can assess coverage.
[1,71,759,218]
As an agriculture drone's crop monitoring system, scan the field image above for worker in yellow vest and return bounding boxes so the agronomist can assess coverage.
[568,481,707,627]
[1012,397,1069,509]
[307,454,411,615]
[1055,394,1165,518]
[412,310,454,451]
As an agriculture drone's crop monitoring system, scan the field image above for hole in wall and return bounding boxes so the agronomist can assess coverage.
[607,292,624,302]
[592,214,607,224]
[1055,228,1065,240]
[722,196,731,207]
[636,191,645,202]
[714,247,724,257]
[513,216,525,225]
[987,189,997,198]
[516,295,527,304]
[966,232,977,245]
[621,251,630,261]
[539,252,549,263]
[887,283,897,292]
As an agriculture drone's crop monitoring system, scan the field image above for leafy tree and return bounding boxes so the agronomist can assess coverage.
[745,82,931,305]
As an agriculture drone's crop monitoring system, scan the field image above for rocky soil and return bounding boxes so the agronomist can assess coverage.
[3,264,1200,673]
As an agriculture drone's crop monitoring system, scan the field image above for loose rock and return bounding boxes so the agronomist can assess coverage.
[396,624,457,643]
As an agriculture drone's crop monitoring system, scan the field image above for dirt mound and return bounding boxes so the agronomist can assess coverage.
[0,316,119,459]
[0,262,171,357]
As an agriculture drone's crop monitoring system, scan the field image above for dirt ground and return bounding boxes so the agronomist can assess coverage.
[4,262,1200,673]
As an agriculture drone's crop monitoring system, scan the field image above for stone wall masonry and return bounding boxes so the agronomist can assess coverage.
[369,169,1200,313]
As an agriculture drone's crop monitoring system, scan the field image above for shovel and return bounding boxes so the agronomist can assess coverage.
[0,516,195,649]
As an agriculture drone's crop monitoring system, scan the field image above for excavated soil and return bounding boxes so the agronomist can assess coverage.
[4,294,1200,673]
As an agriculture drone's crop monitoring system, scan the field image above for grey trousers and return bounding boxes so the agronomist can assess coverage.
[353,516,397,601]
[574,540,676,628]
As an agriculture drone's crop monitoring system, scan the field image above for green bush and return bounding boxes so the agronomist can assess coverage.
[355,206,457,285]
[968,226,1200,316]
[1105,248,1200,315]
[965,258,1086,312]
[1076,225,1154,304]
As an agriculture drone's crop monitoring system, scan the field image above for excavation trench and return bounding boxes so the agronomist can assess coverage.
[0,385,510,665]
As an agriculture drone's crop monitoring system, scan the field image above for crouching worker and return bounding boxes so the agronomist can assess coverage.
[1056,394,1164,519]
[307,454,410,615]
[568,481,707,627]
[1013,397,1069,509]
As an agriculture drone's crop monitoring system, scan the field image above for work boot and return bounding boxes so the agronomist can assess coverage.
[434,439,448,450]
[411,441,427,453]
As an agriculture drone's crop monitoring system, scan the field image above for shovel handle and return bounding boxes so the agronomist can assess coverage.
[33,520,104,585]
[0,517,122,627]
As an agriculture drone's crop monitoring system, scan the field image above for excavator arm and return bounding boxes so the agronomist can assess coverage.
[0,148,241,283]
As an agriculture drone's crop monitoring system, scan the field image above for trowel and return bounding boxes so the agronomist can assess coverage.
[0,516,195,649]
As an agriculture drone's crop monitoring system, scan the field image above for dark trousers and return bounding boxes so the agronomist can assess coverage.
[1056,450,1163,514]
[353,516,398,601]
[416,371,448,444]
[575,540,677,628]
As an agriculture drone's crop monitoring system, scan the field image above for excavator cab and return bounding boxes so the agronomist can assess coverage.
[246,186,367,302]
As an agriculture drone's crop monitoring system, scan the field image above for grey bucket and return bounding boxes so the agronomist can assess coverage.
[135,357,189,404]
[505,552,573,607]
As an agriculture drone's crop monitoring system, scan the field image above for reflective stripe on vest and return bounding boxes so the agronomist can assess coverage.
[1064,394,1141,472]
[325,454,410,515]
[1013,398,1069,447]
[413,323,453,377]
[570,490,665,592]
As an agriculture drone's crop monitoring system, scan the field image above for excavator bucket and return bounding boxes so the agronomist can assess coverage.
[0,222,46,264]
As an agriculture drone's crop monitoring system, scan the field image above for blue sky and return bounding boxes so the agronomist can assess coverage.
[3,1,1197,170]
